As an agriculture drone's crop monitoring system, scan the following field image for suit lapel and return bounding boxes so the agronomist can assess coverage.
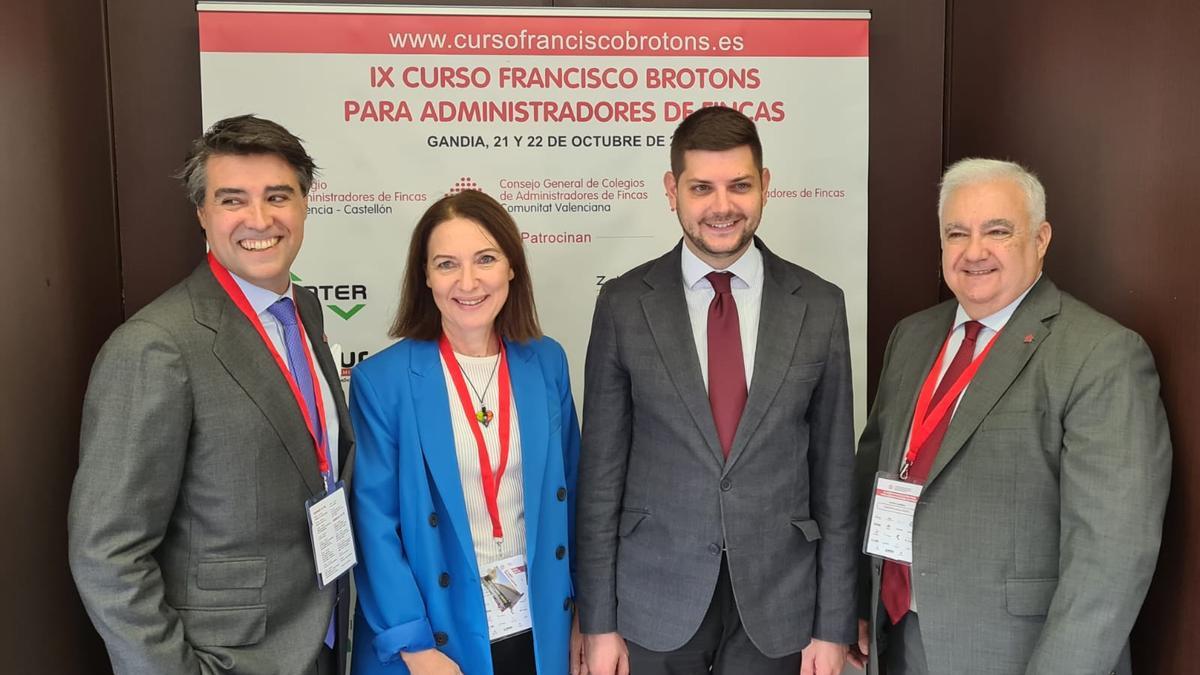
[640,245,725,465]
[191,266,326,496]
[507,339,549,566]
[409,340,478,573]
[723,246,805,473]
[924,279,1060,486]
[880,304,956,475]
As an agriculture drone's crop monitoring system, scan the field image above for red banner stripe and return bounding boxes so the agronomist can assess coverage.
[199,13,868,57]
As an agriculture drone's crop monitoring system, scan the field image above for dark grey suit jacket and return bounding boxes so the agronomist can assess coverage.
[576,239,858,657]
[855,277,1171,675]
[69,263,355,675]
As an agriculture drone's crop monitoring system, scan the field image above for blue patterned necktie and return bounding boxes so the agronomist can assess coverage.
[266,297,325,454]
[266,297,337,650]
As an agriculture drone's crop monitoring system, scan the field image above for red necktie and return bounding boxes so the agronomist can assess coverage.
[881,320,984,624]
[706,272,747,459]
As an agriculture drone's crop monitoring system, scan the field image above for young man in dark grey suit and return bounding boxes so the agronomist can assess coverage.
[576,106,858,675]
[850,159,1170,675]
[69,115,354,675]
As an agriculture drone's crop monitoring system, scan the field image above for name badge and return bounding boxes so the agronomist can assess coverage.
[305,482,358,588]
[863,473,922,565]
[481,554,533,641]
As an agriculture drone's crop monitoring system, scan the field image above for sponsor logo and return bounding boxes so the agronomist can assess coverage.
[291,272,367,320]
[338,348,372,381]
[446,176,482,196]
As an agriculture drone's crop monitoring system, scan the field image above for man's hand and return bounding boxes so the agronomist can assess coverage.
[570,613,590,675]
[800,637,848,675]
[846,619,870,670]
[584,632,629,675]
[399,648,463,675]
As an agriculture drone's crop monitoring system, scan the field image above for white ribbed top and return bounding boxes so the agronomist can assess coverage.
[440,352,527,567]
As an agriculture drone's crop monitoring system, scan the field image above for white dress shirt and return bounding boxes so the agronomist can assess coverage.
[681,242,764,389]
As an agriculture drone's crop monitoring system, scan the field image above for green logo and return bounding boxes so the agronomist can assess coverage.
[327,304,366,320]
[292,273,367,321]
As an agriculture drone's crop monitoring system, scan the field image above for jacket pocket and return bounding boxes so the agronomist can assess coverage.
[618,509,650,537]
[790,519,822,541]
[1005,577,1058,616]
[178,605,267,647]
[197,557,267,590]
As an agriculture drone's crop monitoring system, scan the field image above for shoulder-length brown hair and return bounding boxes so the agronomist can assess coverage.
[389,190,541,342]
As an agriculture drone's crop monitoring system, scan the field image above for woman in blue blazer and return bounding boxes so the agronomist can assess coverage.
[349,190,582,675]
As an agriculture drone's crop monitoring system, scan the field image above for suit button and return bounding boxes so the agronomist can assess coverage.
[708,543,721,556]
[720,478,732,491]
[439,572,450,588]
[556,487,567,501]
[555,545,566,560]
[563,596,573,611]
[428,512,439,527]
[434,632,448,646]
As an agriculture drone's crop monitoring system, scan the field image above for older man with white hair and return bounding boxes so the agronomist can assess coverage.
[849,158,1171,675]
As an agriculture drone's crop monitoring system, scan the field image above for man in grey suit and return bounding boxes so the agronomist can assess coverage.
[850,158,1171,675]
[576,106,858,675]
[69,115,354,675]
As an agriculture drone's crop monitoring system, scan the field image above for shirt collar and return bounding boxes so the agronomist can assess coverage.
[952,273,1042,334]
[680,239,763,290]
[229,271,294,317]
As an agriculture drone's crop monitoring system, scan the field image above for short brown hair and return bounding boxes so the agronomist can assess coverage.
[175,114,317,207]
[669,106,763,177]
[389,190,541,342]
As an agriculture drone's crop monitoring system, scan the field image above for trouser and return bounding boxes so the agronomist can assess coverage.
[491,629,537,675]
[881,611,928,675]
[626,555,802,675]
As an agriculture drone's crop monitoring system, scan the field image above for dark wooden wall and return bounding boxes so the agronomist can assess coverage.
[945,1,1200,669]
[0,0,122,670]
[6,0,1193,672]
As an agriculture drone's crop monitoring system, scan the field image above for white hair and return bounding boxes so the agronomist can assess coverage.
[938,158,1047,227]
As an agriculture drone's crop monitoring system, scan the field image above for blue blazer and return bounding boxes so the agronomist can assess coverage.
[349,336,580,675]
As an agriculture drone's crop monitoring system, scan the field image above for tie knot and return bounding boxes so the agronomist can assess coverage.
[706,271,735,295]
[267,297,298,327]
[963,320,983,343]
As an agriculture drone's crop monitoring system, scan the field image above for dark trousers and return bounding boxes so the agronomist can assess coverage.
[881,612,928,675]
[626,555,802,675]
[492,629,538,675]
[315,645,336,675]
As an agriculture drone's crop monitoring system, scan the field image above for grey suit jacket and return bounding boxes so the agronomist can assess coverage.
[855,277,1171,675]
[575,239,858,657]
[69,263,355,675]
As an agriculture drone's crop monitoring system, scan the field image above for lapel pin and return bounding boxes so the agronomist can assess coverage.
[1023,334,1034,343]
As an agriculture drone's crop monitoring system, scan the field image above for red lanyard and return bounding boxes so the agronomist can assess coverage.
[439,335,512,543]
[208,253,331,479]
[902,326,1001,477]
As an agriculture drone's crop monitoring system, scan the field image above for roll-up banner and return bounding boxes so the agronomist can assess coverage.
[198,4,870,428]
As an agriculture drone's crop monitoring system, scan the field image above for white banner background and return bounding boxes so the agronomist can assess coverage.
[198,5,869,431]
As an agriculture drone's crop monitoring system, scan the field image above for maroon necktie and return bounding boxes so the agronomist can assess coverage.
[881,320,984,624]
[706,272,747,459]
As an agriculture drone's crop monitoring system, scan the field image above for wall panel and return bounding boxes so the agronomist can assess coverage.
[946,1,1200,670]
[0,0,121,670]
